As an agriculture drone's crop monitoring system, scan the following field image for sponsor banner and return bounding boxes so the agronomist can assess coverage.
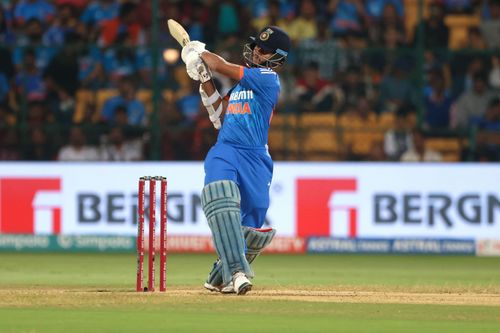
[0,163,499,240]
[477,239,500,256]
[0,234,135,252]
[0,234,305,253]
[307,237,476,255]
[165,236,305,253]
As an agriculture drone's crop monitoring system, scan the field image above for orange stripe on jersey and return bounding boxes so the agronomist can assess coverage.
[239,66,244,80]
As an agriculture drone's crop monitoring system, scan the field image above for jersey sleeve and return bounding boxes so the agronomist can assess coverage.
[240,67,278,89]
[239,67,280,102]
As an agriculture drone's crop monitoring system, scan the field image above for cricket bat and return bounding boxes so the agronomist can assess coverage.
[167,19,191,47]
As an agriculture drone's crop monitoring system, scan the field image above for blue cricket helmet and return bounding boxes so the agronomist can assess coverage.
[243,26,291,69]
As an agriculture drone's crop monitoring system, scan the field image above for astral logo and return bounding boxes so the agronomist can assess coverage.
[296,178,358,238]
[0,178,62,234]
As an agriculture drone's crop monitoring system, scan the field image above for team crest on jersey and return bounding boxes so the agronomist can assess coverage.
[259,28,274,41]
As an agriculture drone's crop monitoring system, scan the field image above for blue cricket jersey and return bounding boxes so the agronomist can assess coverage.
[217,66,280,147]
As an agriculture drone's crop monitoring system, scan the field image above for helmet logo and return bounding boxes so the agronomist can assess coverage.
[259,28,274,41]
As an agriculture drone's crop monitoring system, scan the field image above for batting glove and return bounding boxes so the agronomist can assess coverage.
[181,41,206,63]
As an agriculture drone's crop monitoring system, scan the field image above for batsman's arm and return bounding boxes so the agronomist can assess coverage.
[200,78,227,119]
[198,51,242,122]
[200,51,242,81]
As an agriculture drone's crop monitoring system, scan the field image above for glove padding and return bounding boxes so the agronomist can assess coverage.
[199,84,222,129]
[181,41,206,63]
[185,53,212,83]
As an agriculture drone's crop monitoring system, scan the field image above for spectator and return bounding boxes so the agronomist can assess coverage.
[24,126,54,160]
[443,0,477,14]
[340,65,372,111]
[15,16,43,46]
[400,129,442,162]
[365,0,404,20]
[73,26,106,89]
[186,1,210,42]
[100,126,143,161]
[0,72,9,104]
[424,70,453,129]
[81,0,118,26]
[367,140,388,161]
[101,46,137,87]
[14,18,57,71]
[42,3,78,46]
[384,111,413,161]
[0,5,15,45]
[473,98,500,161]
[101,76,146,126]
[287,0,318,43]
[0,45,14,82]
[15,48,46,101]
[26,101,49,128]
[0,103,15,127]
[297,19,345,80]
[98,1,145,47]
[453,71,499,129]
[14,0,55,26]
[413,2,448,49]
[480,0,500,49]
[44,37,80,123]
[252,0,286,32]
[472,97,500,130]
[175,79,202,126]
[460,27,487,50]
[294,62,335,113]
[57,126,99,161]
[378,59,415,113]
[217,0,239,36]
[368,2,405,46]
[490,55,500,90]
[328,0,367,37]
[0,128,21,160]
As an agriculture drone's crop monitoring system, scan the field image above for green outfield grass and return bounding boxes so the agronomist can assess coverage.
[0,253,499,333]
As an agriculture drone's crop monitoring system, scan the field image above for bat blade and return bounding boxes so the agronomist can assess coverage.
[167,19,190,47]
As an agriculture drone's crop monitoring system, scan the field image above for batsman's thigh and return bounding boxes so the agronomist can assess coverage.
[238,152,273,228]
[204,145,238,184]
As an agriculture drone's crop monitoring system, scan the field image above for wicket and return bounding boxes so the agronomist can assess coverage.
[136,176,167,292]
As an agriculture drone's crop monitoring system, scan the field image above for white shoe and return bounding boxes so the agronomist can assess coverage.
[204,282,221,292]
[232,272,252,295]
[204,281,236,294]
[221,282,236,294]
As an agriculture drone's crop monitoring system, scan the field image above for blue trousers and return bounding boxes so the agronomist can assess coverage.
[204,142,273,228]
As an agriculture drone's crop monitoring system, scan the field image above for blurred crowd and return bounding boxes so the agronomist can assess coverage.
[0,0,499,162]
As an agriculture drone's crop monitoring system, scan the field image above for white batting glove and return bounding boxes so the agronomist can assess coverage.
[185,52,201,80]
[181,41,206,63]
[185,52,212,83]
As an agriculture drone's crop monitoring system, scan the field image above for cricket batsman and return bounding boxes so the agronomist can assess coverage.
[180,26,290,295]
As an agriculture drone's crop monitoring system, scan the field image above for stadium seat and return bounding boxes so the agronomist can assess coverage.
[268,114,299,160]
[426,137,464,161]
[301,130,340,160]
[298,113,336,127]
[74,89,95,123]
[378,113,395,130]
[137,89,152,114]
[444,15,481,49]
[94,89,118,121]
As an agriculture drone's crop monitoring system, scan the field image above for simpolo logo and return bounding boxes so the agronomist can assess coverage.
[296,178,358,238]
[0,178,62,234]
